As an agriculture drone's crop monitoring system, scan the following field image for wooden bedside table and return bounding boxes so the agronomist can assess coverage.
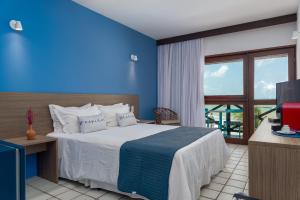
[5,135,58,183]
[137,119,155,124]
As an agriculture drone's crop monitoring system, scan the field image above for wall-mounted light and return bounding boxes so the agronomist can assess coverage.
[292,31,300,40]
[9,20,23,31]
[130,54,138,62]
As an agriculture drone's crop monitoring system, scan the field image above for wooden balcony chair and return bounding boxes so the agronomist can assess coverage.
[153,107,181,125]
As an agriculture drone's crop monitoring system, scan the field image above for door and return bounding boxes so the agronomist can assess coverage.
[204,46,296,144]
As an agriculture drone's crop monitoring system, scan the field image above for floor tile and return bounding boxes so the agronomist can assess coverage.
[229,156,240,161]
[73,185,90,194]
[207,182,224,192]
[26,189,52,200]
[45,185,70,196]
[217,192,233,200]
[227,161,237,166]
[63,181,81,189]
[73,195,95,200]
[198,196,212,200]
[56,190,81,200]
[200,188,219,199]
[225,163,237,169]
[119,197,132,200]
[232,150,244,154]
[222,185,243,195]
[26,185,36,194]
[230,174,248,182]
[212,176,228,185]
[217,172,231,179]
[58,179,69,186]
[233,169,248,176]
[230,154,242,159]
[28,178,50,187]
[227,144,238,148]
[238,162,248,167]
[32,180,58,192]
[226,179,246,189]
[85,189,107,198]
[26,187,43,199]
[235,165,248,171]
[222,168,234,173]
[27,176,43,185]
[98,192,122,200]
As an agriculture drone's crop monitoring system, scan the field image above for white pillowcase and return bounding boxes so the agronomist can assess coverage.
[96,103,130,127]
[79,114,106,133]
[49,103,92,133]
[117,112,137,127]
[57,106,101,134]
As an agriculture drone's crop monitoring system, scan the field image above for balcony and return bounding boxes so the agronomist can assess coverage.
[205,104,276,139]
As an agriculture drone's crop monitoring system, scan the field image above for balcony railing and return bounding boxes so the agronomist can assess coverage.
[205,104,276,139]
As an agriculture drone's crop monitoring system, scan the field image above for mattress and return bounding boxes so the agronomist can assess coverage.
[48,124,229,200]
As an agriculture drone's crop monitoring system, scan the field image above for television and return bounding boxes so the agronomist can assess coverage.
[276,79,300,106]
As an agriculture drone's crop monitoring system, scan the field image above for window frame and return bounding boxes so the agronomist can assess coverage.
[204,45,296,144]
[205,54,248,102]
[248,47,296,135]
[204,56,246,98]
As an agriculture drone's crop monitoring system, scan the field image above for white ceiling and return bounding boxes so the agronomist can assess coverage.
[73,0,299,40]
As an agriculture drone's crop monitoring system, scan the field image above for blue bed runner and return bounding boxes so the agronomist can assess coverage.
[118,126,216,200]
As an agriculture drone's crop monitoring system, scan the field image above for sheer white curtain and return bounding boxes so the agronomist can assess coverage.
[157,39,205,127]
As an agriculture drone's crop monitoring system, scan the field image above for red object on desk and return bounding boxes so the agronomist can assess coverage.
[281,102,300,131]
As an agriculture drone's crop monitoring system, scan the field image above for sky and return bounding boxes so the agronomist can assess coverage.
[204,55,288,99]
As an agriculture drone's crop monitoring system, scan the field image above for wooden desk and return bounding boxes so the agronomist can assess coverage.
[6,135,58,183]
[248,119,300,200]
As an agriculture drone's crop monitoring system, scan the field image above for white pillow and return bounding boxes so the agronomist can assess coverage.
[96,103,130,127]
[55,106,101,134]
[79,114,106,133]
[117,112,137,127]
[49,103,92,133]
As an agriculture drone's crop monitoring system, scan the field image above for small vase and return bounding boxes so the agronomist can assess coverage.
[26,125,36,140]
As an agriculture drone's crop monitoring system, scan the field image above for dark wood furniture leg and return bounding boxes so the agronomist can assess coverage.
[37,141,58,183]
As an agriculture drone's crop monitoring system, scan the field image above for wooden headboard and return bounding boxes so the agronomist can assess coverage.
[0,92,139,139]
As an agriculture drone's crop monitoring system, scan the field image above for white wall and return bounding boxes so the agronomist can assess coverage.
[204,22,296,56]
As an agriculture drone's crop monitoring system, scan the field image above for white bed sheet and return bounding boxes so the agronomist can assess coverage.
[48,124,229,200]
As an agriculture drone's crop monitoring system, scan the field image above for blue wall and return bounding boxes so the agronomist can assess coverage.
[0,0,157,178]
[0,0,157,119]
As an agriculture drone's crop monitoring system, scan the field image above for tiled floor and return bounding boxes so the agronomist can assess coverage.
[199,144,249,200]
[26,144,248,200]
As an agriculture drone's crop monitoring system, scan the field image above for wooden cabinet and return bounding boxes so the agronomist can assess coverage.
[248,120,300,200]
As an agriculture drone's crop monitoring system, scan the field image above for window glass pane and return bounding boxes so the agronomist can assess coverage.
[254,54,288,99]
[205,104,243,139]
[204,60,243,95]
[254,105,276,128]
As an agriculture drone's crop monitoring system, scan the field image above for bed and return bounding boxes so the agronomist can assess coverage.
[48,123,229,200]
[0,92,229,200]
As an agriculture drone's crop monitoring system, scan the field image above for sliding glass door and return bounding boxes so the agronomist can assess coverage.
[204,47,295,144]
[205,54,249,144]
[248,48,296,135]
